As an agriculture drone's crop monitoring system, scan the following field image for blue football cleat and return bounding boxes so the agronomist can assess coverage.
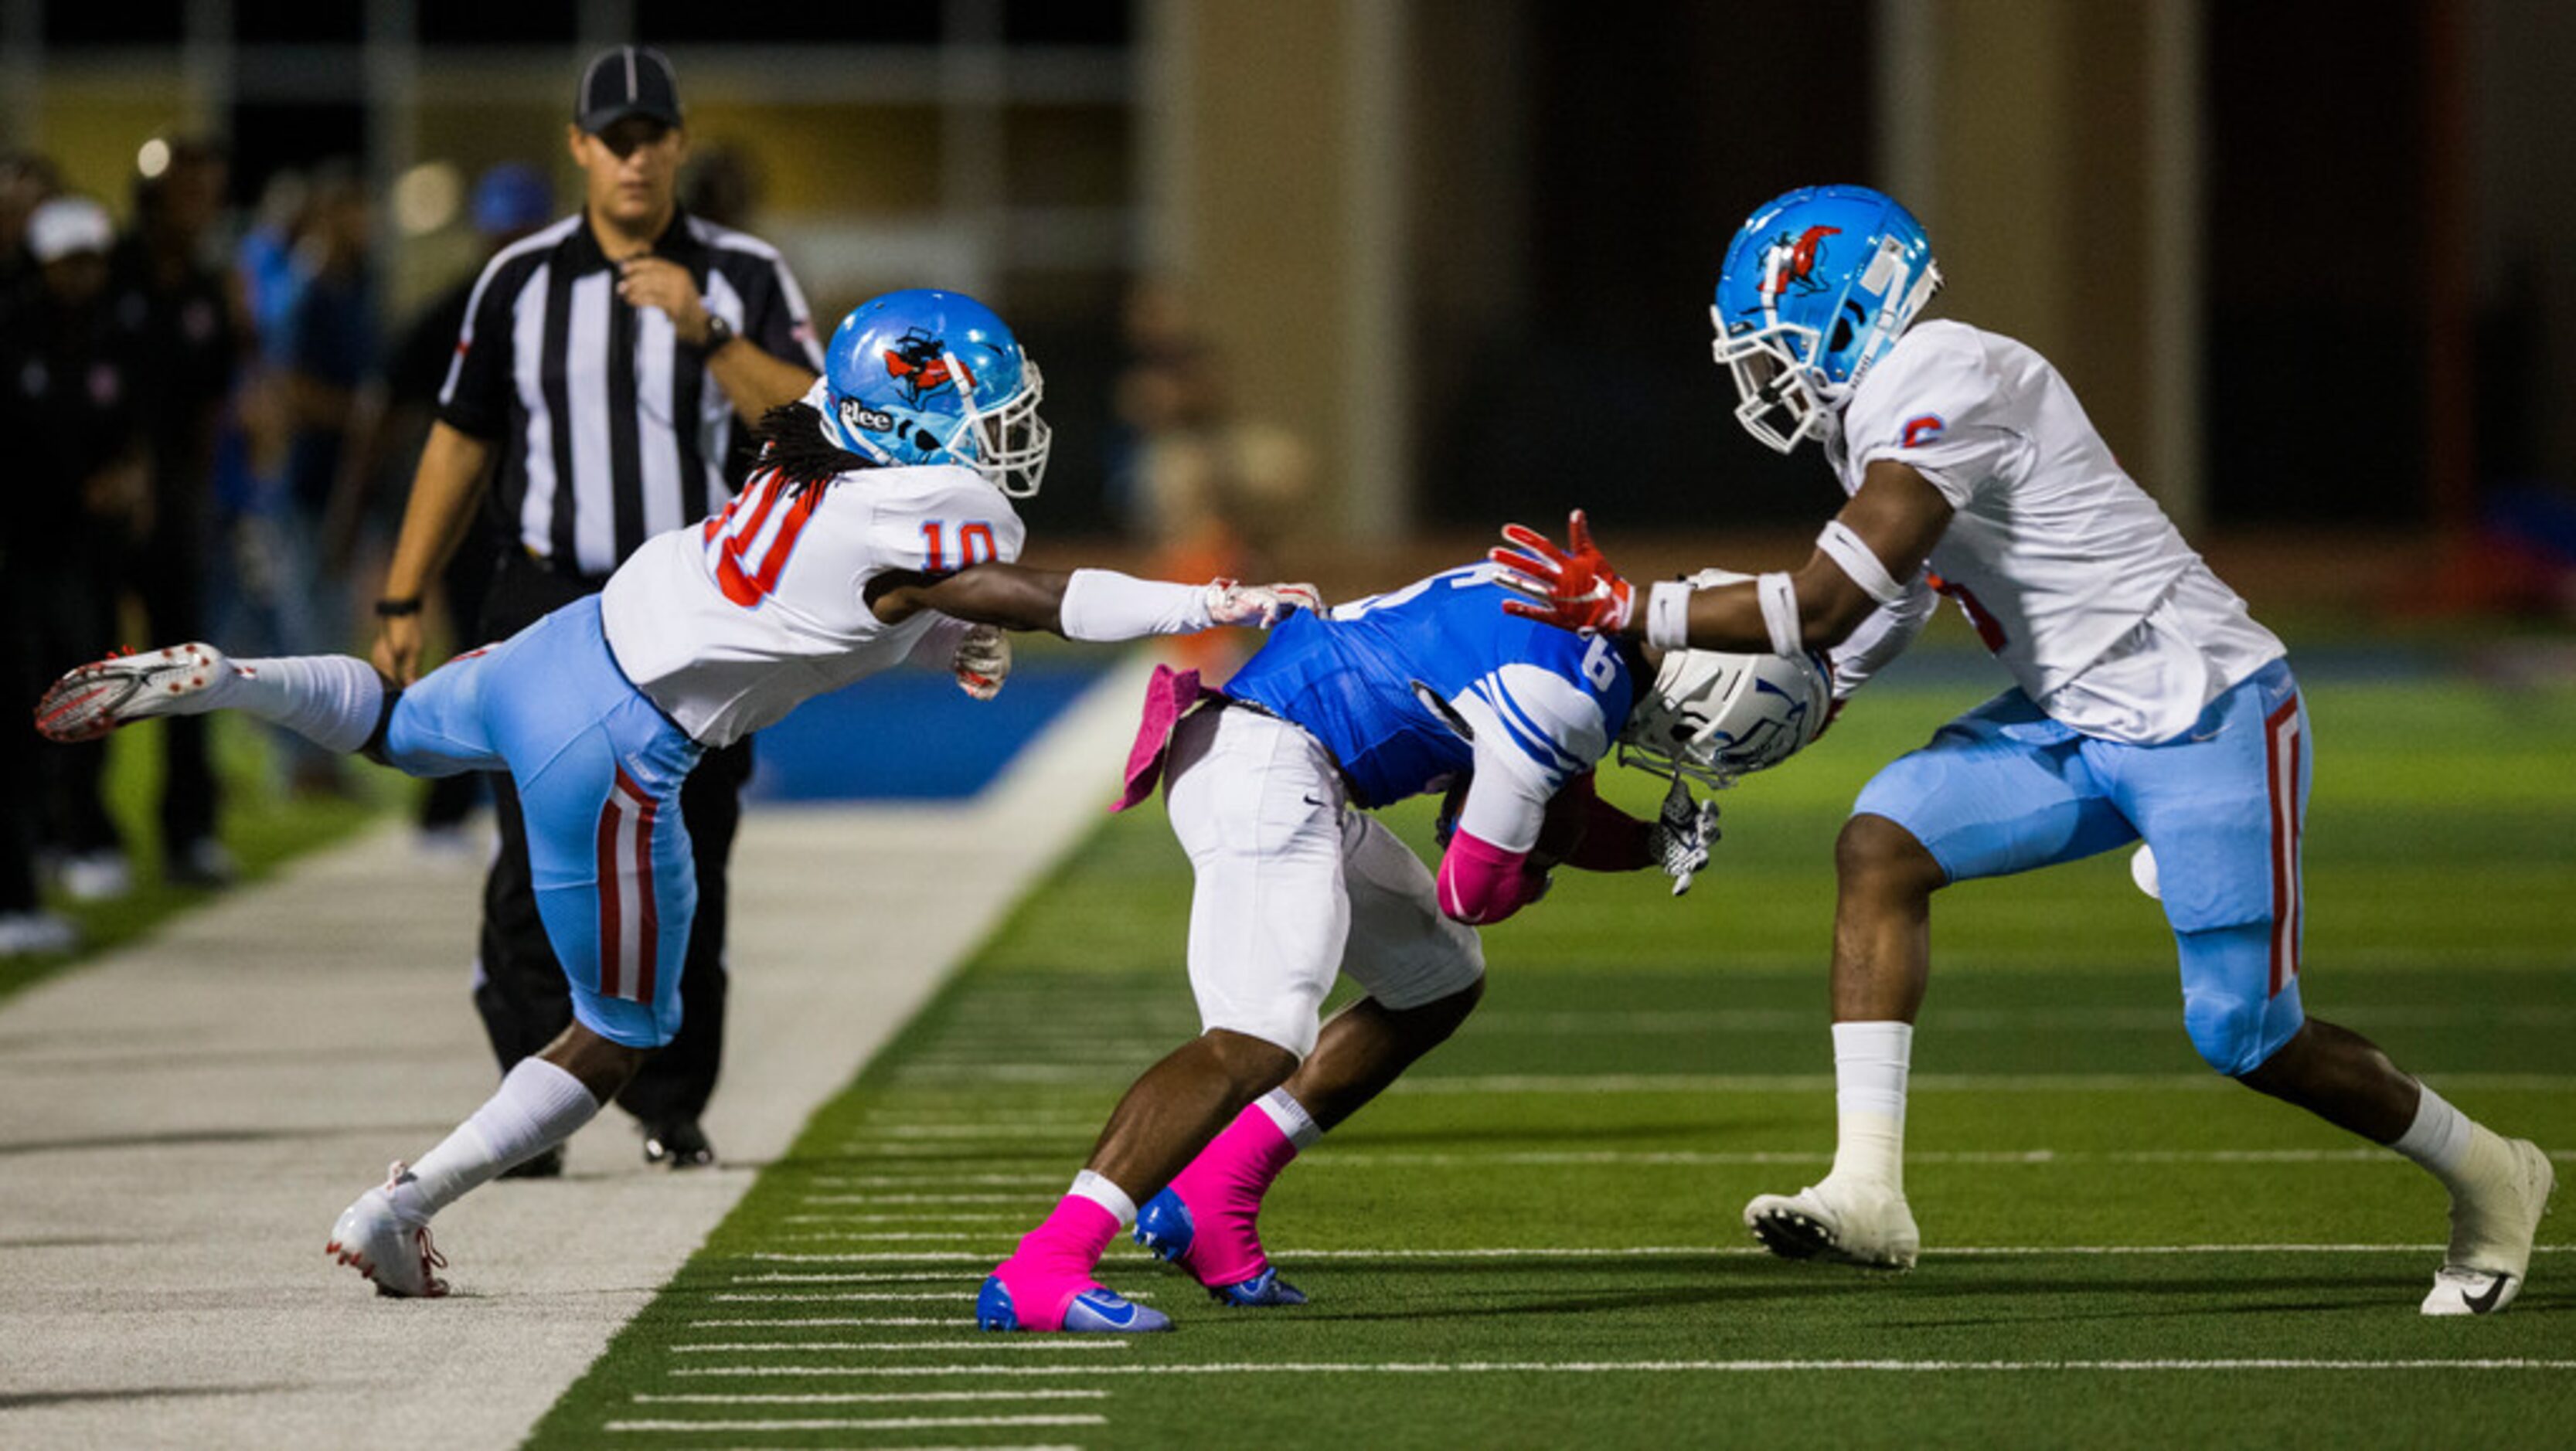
[1210,1263,1307,1308]
[1062,1286,1173,1333]
[977,1273,1172,1333]
[1134,1186,1198,1265]
[1135,1187,1307,1307]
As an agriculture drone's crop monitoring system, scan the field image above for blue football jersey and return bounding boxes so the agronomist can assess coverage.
[1223,564,1636,809]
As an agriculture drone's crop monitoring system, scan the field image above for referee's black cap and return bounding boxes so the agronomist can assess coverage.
[577,46,683,133]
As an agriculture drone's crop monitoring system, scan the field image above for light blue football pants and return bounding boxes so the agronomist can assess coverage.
[1853,660,2310,1076]
[381,596,703,1048]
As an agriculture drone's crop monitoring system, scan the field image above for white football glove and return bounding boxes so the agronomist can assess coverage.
[1204,579,1323,628]
[1647,774,1720,896]
[951,623,1010,701]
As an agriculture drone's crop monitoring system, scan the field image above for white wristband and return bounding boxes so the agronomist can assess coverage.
[1645,580,1695,652]
[1756,571,1803,657]
[1057,568,1214,641]
[1815,519,1908,606]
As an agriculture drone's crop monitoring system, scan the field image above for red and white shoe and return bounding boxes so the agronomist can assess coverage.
[34,643,230,743]
[326,1162,449,1299]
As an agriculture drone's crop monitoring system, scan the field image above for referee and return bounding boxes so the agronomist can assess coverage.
[372,46,821,1172]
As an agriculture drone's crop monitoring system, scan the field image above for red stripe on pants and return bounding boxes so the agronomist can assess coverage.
[597,787,626,1001]
[2264,698,2302,997]
[625,766,660,1003]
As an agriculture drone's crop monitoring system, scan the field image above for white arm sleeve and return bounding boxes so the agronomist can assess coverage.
[1057,569,1215,641]
[1826,576,1937,699]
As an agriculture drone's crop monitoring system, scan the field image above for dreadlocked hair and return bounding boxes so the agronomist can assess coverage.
[753,401,874,491]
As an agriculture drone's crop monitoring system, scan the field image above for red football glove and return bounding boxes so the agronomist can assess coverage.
[1489,509,1636,634]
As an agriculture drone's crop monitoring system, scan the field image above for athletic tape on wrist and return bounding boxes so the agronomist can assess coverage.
[1816,519,1908,606]
[1645,580,1694,652]
[1757,572,1802,657]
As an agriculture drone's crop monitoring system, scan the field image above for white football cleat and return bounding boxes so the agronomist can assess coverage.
[1744,1178,1921,1270]
[34,643,231,743]
[2421,1136,2555,1317]
[326,1163,449,1299]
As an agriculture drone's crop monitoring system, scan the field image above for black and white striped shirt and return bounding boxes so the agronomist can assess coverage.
[437,206,823,577]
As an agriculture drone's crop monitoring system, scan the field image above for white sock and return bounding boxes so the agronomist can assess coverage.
[2390,1083,2486,1194]
[210,655,385,754]
[393,1058,600,1221]
[1255,1087,1323,1150]
[1826,1021,1913,1193]
[1069,1168,1138,1228]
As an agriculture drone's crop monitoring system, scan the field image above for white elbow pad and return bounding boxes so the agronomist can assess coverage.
[1756,571,1802,658]
[1815,519,1909,607]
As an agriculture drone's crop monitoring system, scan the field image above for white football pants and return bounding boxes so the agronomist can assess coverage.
[1162,706,1485,1058]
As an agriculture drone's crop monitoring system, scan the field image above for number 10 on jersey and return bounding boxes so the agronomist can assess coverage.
[920,520,998,575]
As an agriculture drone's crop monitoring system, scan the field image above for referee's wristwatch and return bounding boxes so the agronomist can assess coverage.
[696,311,736,353]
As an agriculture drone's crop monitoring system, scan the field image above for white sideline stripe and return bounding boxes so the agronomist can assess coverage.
[783,1212,1026,1223]
[675,1341,1131,1354]
[1386,1072,2576,1096]
[714,1293,986,1303]
[1306,1147,2576,1168]
[735,1243,2576,1266]
[808,1175,1063,1189]
[635,1391,1109,1404]
[877,1068,2576,1094]
[669,1358,2576,1379]
[633,1392,1108,1402]
[867,1125,1097,1140]
[778,1232,1000,1242]
[731,1270,968,1283]
[800,1194,1045,1205]
[690,1317,975,1328]
[604,1415,1106,1432]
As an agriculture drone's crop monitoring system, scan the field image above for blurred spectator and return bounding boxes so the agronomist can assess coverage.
[0,151,61,291]
[2,196,153,902]
[0,160,77,956]
[365,161,556,855]
[263,163,379,797]
[1111,281,1312,673]
[109,136,249,886]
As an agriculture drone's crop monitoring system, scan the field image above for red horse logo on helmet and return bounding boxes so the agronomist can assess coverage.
[1763,224,1843,297]
[882,326,977,405]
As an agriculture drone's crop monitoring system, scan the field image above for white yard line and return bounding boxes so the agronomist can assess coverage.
[632,1390,1109,1403]
[734,1242,2575,1263]
[675,1341,1133,1354]
[670,1358,2576,1378]
[603,1414,1107,1432]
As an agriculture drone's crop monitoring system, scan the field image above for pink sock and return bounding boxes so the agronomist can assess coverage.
[990,1191,1122,1331]
[1165,1099,1305,1285]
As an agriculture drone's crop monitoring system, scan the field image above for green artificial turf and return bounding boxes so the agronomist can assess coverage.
[529,668,2576,1449]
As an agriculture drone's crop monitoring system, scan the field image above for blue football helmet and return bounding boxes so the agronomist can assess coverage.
[1710,185,1941,453]
[821,287,1051,497]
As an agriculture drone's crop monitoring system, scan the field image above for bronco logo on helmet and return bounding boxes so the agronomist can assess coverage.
[1763,224,1843,297]
[883,327,973,404]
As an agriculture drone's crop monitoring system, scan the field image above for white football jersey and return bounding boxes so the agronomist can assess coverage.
[600,457,1027,747]
[1827,320,2282,743]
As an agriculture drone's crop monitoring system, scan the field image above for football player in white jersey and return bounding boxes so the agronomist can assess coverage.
[33,289,1319,1299]
[1489,185,2554,1316]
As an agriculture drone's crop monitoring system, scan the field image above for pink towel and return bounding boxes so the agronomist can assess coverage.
[1113,664,1206,813]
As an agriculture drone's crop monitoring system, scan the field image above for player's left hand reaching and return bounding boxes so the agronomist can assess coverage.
[951,623,1010,701]
[1489,509,1637,635]
[1647,775,1720,895]
[1204,579,1323,628]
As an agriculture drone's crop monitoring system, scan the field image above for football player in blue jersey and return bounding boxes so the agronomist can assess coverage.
[976,562,1830,1333]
